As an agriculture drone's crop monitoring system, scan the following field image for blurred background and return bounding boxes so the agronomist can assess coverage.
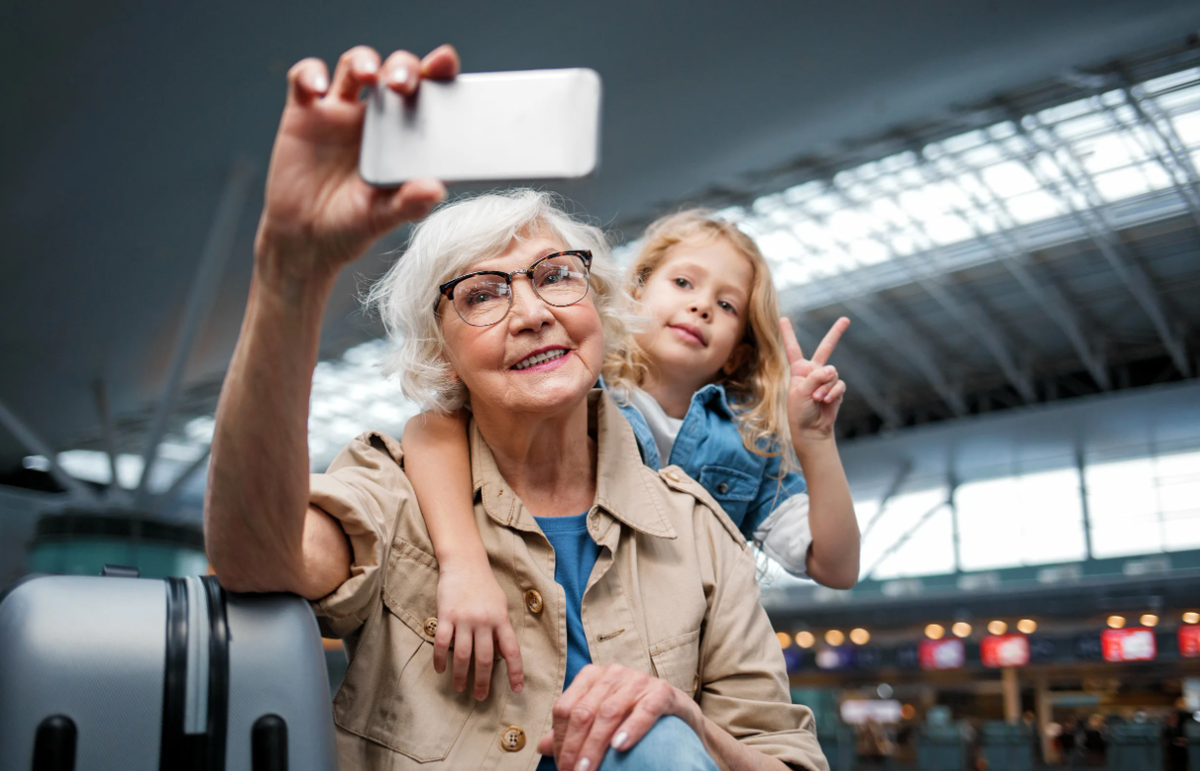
[3,2,1200,769]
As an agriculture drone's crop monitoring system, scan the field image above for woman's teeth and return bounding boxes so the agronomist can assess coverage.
[513,349,567,370]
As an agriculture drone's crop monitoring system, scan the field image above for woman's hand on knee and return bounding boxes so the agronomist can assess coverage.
[255,44,460,281]
[537,664,700,771]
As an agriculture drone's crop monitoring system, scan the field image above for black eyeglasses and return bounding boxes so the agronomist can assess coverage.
[437,250,593,327]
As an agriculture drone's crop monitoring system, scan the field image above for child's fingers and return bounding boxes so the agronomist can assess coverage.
[472,628,494,701]
[432,618,454,674]
[823,380,847,404]
[810,317,850,366]
[452,624,473,692]
[779,317,806,366]
[496,622,525,693]
[810,366,839,401]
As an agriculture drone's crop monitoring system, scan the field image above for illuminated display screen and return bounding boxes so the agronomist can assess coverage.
[1179,626,1200,659]
[918,638,965,670]
[1101,628,1156,662]
[980,634,1031,668]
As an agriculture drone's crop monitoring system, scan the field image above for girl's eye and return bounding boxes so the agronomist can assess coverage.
[718,300,736,314]
[674,277,692,289]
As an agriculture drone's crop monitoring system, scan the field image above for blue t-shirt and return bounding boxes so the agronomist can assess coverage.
[534,511,601,771]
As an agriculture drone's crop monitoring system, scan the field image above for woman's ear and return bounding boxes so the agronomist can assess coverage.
[722,342,754,376]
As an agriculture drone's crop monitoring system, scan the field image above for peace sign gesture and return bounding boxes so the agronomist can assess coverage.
[780,317,850,442]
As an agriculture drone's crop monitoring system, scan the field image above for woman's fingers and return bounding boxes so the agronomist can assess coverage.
[495,622,525,693]
[472,628,495,700]
[329,45,380,102]
[609,685,675,754]
[381,50,422,96]
[378,177,447,222]
[556,673,621,771]
[420,44,461,80]
[811,316,851,366]
[432,617,454,675]
[286,58,330,106]
[574,678,645,770]
[452,624,473,692]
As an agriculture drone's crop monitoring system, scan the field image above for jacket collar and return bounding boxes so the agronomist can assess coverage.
[469,389,677,539]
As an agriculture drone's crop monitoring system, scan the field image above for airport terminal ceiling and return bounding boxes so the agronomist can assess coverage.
[2,0,1200,478]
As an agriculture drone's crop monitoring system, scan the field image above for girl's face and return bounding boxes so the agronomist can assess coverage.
[635,236,754,388]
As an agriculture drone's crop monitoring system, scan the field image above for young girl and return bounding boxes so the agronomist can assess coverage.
[401,209,859,701]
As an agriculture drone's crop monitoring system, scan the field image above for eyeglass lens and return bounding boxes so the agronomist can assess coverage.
[453,253,589,326]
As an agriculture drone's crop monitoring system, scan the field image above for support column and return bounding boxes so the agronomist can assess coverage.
[1002,667,1020,724]
[1035,672,1054,764]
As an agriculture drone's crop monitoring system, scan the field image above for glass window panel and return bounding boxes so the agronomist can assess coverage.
[1145,80,1200,110]
[924,214,973,245]
[1038,97,1093,126]
[1155,450,1200,478]
[1054,112,1112,142]
[880,151,917,173]
[1173,111,1200,147]
[1142,69,1200,95]
[981,161,1040,197]
[958,477,1021,570]
[941,129,987,154]
[1158,478,1200,514]
[1005,190,1064,224]
[872,507,957,580]
[862,488,951,578]
[958,143,1004,169]
[1091,522,1163,559]
[1091,167,1154,202]
[1077,132,1146,173]
[1163,515,1200,552]
[1087,457,1157,521]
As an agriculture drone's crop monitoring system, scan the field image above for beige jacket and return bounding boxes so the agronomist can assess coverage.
[310,390,828,771]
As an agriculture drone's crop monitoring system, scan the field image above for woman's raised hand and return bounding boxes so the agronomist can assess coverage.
[254,45,460,281]
[781,316,850,441]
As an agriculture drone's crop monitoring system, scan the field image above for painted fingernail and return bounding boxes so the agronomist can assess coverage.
[312,74,328,93]
[359,56,378,75]
[389,65,410,86]
[514,683,523,693]
[613,732,628,750]
[576,759,590,771]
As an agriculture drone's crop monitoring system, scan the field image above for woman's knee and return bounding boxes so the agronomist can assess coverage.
[601,715,717,771]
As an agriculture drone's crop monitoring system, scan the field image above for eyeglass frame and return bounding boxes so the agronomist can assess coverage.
[435,250,594,326]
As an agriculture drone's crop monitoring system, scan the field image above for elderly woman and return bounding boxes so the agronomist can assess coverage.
[205,43,827,771]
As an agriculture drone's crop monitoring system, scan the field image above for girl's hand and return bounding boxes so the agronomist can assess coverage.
[432,560,524,700]
[781,317,850,442]
[255,45,460,282]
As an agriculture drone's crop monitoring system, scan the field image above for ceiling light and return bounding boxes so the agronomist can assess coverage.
[795,631,816,648]
[825,629,846,646]
[1107,615,1126,629]
[1139,614,1158,628]
[951,622,972,638]
[1017,619,1037,634]
[988,620,1007,635]
[776,631,792,648]
[850,628,870,645]
[1184,612,1200,625]
[925,624,945,640]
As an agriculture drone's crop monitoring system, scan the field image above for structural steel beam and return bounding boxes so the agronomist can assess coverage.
[0,393,96,503]
[772,205,968,416]
[92,378,125,501]
[860,459,913,541]
[134,159,255,507]
[1001,108,1190,377]
[865,497,951,579]
[827,179,1037,402]
[919,145,1112,390]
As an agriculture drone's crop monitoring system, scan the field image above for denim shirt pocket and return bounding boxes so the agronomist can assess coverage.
[697,465,758,524]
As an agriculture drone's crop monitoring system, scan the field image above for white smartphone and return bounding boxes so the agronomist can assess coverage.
[359,68,602,186]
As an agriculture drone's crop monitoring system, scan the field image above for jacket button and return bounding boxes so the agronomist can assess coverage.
[500,726,526,752]
[422,617,438,637]
[716,482,729,495]
[525,589,544,614]
[664,471,680,482]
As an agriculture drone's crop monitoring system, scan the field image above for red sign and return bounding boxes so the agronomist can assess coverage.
[1180,626,1200,658]
[918,638,965,670]
[981,634,1031,668]
[1101,628,1157,662]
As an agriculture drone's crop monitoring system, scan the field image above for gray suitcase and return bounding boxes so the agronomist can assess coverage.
[0,571,337,771]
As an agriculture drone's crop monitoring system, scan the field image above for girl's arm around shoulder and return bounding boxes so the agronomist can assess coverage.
[400,410,524,699]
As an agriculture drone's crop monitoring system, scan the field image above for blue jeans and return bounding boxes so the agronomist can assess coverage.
[601,715,718,771]
[536,715,718,771]
[540,710,715,763]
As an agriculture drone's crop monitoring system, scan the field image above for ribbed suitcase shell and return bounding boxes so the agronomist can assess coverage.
[0,574,337,771]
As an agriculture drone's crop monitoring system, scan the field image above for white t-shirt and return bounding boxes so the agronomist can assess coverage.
[626,386,684,467]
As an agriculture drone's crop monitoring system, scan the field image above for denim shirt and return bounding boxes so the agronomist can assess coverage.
[610,382,808,542]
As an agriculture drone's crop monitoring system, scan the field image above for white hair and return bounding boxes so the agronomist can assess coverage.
[365,189,632,412]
